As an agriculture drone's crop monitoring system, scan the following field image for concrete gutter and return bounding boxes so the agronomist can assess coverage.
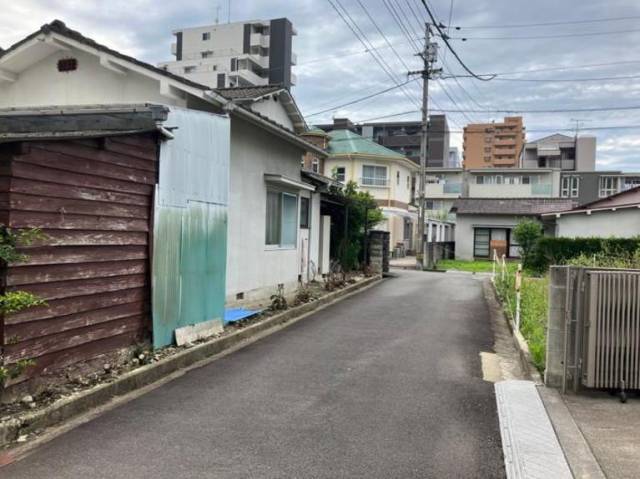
[486,279,606,479]
[0,276,383,451]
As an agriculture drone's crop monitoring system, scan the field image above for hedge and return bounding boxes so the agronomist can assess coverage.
[533,236,640,272]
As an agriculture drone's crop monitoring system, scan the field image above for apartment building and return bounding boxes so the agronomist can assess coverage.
[159,18,297,89]
[559,171,640,205]
[522,133,596,171]
[317,115,451,167]
[463,116,525,169]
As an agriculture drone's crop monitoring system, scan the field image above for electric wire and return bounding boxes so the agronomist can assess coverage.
[418,0,494,81]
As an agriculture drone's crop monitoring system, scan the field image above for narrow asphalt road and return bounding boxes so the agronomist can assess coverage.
[3,270,505,478]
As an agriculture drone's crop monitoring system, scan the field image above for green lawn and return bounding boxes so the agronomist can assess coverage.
[436,259,518,273]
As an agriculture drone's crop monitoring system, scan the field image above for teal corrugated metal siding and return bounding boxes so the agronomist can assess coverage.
[153,108,230,348]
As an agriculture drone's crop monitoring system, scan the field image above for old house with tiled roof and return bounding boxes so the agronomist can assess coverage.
[0,20,329,384]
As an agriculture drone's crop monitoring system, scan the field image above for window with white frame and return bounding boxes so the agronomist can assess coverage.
[202,32,211,41]
[561,176,580,198]
[266,190,298,247]
[311,158,319,173]
[334,166,345,182]
[362,165,388,186]
[599,176,618,198]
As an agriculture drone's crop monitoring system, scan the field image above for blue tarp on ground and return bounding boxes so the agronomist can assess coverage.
[224,308,262,325]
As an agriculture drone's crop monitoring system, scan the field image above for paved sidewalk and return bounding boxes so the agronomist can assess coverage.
[563,391,640,479]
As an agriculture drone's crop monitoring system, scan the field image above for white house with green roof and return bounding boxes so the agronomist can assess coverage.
[326,129,419,251]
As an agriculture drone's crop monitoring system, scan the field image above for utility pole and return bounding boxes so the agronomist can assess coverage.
[411,23,440,270]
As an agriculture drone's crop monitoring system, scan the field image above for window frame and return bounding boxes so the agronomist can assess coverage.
[299,196,310,229]
[202,32,211,41]
[265,189,299,248]
[599,176,618,198]
[361,164,388,187]
[335,166,346,183]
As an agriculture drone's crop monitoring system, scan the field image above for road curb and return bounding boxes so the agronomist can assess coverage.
[0,276,383,451]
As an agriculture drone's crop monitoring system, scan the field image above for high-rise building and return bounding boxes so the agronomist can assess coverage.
[463,116,525,169]
[316,115,451,167]
[158,18,297,89]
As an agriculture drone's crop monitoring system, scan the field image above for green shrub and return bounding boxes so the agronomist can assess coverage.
[513,218,543,270]
[533,236,640,273]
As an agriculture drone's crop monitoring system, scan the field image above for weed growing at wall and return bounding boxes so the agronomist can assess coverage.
[495,270,548,372]
[0,227,46,388]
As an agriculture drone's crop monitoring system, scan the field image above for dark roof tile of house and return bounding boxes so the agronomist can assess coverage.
[451,198,577,215]
[215,85,284,100]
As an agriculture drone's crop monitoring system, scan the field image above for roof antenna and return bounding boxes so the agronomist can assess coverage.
[228,0,231,23]
[215,5,220,25]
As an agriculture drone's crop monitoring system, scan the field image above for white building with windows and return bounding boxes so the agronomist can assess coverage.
[325,129,419,252]
[158,18,297,89]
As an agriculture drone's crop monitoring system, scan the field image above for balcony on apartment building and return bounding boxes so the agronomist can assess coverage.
[229,68,268,86]
[425,181,463,197]
[468,171,556,198]
[250,33,270,49]
[382,134,421,147]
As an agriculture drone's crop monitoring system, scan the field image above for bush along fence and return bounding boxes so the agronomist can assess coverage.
[492,251,549,372]
[532,236,640,273]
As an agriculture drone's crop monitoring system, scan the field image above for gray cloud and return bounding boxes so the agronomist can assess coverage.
[1,0,639,170]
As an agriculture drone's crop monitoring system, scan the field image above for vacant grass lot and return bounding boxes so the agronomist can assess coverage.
[436,259,518,274]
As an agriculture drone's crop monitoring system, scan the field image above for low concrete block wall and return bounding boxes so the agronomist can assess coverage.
[545,266,568,388]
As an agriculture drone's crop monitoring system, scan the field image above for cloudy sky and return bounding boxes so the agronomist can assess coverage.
[1,0,640,170]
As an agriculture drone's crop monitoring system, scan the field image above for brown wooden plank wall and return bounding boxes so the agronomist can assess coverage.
[0,134,158,381]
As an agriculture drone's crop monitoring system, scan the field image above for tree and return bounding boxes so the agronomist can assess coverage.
[513,218,543,270]
[335,181,384,271]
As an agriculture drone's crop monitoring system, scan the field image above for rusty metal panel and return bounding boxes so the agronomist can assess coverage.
[152,107,229,348]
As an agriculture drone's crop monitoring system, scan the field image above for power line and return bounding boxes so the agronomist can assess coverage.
[453,14,640,30]
[327,0,421,107]
[294,36,424,67]
[427,105,640,114]
[435,79,474,123]
[334,0,421,106]
[477,59,640,77]
[355,0,415,73]
[444,73,640,83]
[392,0,423,41]
[324,123,640,137]
[383,0,422,53]
[305,77,420,117]
[418,0,494,81]
[446,28,640,41]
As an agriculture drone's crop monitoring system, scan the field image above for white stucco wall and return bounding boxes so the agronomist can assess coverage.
[226,116,307,305]
[0,48,186,109]
[455,214,520,261]
[251,98,294,131]
[556,209,640,238]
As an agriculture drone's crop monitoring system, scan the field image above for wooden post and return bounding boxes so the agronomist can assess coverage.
[515,263,523,330]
